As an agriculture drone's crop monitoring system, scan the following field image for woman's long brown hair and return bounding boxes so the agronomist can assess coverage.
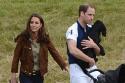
[15,13,49,43]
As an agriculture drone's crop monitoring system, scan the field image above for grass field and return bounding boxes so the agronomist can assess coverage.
[0,0,125,83]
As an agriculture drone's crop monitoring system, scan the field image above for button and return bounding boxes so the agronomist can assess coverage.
[33,70,35,73]
[29,73,32,75]
[33,73,36,75]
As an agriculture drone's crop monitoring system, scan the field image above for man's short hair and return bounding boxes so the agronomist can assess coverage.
[79,3,95,16]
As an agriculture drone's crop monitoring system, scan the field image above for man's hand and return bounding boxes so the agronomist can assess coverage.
[88,58,95,67]
[81,36,96,49]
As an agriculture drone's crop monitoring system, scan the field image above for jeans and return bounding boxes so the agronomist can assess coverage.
[19,72,44,83]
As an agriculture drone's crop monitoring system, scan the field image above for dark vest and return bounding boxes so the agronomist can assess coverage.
[68,21,96,68]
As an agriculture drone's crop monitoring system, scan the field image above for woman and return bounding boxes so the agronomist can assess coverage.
[11,13,68,83]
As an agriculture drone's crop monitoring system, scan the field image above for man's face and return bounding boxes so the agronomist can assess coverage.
[82,7,95,24]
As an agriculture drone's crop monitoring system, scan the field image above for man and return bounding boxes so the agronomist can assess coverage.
[66,3,101,83]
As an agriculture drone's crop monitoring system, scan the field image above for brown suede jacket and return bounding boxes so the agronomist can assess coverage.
[11,34,67,76]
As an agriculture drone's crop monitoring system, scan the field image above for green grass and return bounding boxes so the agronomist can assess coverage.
[0,0,125,83]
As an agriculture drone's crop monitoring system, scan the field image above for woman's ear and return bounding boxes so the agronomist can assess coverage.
[40,23,42,28]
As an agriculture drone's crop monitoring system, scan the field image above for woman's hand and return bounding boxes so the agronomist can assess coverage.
[63,61,69,72]
[63,65,69,72]
[10,73,17,83]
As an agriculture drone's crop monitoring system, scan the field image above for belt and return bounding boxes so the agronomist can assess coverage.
[22,70,40,76]
[32,70,40,75]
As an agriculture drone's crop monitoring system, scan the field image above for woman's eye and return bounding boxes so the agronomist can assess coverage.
[35,22,39,24]
[30,21,40,24]
[30,21,34,24]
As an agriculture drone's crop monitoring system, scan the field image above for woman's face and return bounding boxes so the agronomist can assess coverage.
[30,16,42,32]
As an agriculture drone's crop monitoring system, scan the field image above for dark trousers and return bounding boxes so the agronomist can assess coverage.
[19,72,44,83]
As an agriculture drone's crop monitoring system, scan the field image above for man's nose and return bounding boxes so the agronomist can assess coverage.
[91,15,94,20]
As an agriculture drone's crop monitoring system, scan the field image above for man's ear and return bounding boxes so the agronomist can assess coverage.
[81,11,85,17]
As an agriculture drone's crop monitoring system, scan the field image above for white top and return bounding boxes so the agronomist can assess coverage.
[66,22,92,42]
[66,22,78,42]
